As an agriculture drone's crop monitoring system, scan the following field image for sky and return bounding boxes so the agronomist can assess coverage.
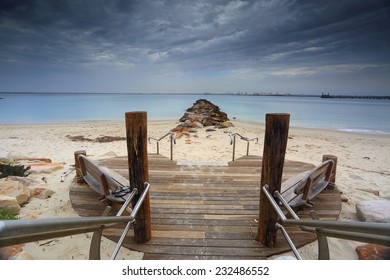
[0,0,389,95]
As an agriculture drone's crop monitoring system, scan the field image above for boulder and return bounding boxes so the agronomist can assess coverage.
[29,163,64,174]
[182,119,193,128]
[218,121,235,129]
[9,251,34,260]
[356,244,390,260]
[0,179,31,205]
[0,152,14,164]
[356,200,390,223]
[178,99,230,127]
[0,195,21,214]
[0,244,24,260]
[192,121,203,128]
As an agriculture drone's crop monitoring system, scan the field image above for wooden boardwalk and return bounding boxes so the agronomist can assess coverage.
[70,154,342,260]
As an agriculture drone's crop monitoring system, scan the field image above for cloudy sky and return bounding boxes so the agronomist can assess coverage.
[0,0,389,95]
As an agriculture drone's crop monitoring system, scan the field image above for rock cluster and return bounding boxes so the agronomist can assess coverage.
[0,170,57,260]
[172,99,234,137]
[0,156,59,215]
[356,200,390,223]
[0,176,54,215]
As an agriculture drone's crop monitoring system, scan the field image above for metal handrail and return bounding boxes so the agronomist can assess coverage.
[262,185,390,259]
[229,132,259,161]
[148,132,176,160]
[0,182,150,260]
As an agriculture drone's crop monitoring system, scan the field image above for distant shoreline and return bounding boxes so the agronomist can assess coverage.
[320,93,390,100]
[1,92,389,99]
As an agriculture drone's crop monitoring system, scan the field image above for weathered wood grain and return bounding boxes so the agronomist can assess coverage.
[70,154,341,259]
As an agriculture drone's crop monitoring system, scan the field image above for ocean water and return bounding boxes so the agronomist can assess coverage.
[0,93,389,134]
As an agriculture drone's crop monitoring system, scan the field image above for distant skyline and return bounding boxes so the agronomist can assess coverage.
[0,0,389,95]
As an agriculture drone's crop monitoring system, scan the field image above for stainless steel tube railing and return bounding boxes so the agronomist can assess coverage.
[262,185,390,259]
[0,182,151,260]
[148,132,176,160]
[229,132,258,161]
[110,183,150,260]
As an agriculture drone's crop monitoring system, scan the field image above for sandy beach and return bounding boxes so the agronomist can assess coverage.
[0,119,389,260]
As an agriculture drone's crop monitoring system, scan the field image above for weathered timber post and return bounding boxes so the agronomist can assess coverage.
[170,133,174,161]
[256,114,290,246]
[232,134,236,162]
[74,150,86,183]
[125,112,152,243]
[322,154,338,188]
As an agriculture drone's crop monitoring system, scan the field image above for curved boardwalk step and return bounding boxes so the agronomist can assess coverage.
[70,155,341,260]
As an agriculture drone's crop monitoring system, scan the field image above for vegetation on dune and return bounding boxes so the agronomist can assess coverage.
[0,164,31,179]
[0,208,19,220]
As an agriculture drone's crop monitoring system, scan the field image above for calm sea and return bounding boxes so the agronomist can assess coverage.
[0,93,389,134]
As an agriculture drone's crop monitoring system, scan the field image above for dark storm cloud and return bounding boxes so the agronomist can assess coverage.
[0,0,389,93]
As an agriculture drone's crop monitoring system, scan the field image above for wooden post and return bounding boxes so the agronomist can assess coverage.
[256,114,290,247]
[170,133,174,161]
[74,150,86,183]
[232,134,236,162]
[323,154,338,187]
[125,112,152,243]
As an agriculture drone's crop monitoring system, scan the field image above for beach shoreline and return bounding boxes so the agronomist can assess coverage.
[1,119,389,260]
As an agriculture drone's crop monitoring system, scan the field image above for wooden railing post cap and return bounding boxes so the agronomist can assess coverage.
[74,150,87,184]
[74,150,86,156]
[266,113,290,116]
[125,111,147,116]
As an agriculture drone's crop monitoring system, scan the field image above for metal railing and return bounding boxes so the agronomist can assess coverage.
[229,132,259,161]
[148,132,176,161]
[0,183,150,260]
[262,185,390,260]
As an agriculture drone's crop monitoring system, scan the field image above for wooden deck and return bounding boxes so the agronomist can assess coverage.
[70,154,342,260]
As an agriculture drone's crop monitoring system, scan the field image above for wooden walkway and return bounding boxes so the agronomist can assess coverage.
[70,154,342,260]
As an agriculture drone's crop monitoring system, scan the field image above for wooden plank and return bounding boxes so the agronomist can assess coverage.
[70,154,341,260]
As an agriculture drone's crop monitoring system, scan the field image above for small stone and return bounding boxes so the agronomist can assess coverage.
[31,188,55,199]
[356,244,390,260]
[22,213,37,220]
[357,188,380,196]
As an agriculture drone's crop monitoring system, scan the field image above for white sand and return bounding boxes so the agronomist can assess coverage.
[0,120,389,260]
